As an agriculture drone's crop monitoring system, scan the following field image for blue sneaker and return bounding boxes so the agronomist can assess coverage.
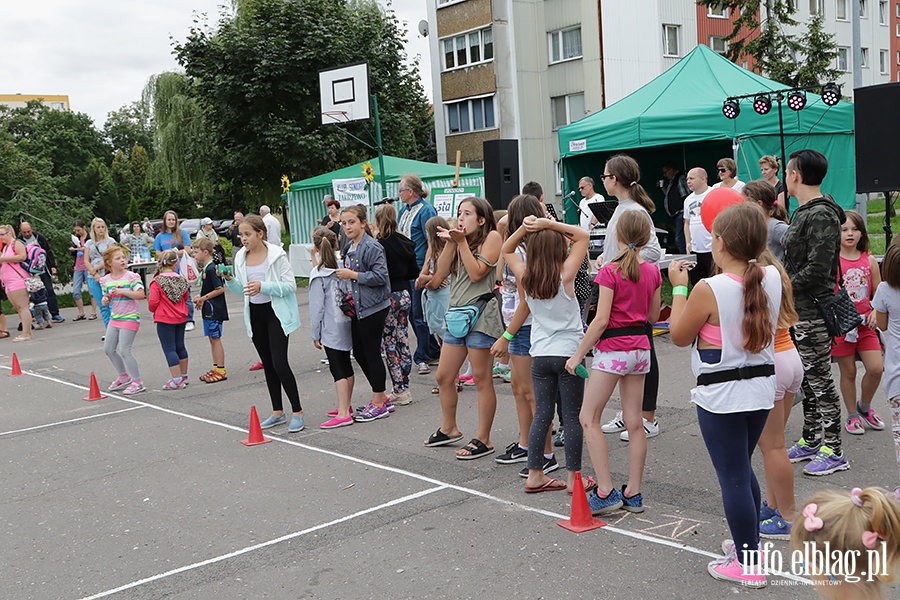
[621,485,644,513]
[759,510,791,540]
[353,401,391,423]
[52,315,65,323]
[259,414,287,429]
[803,446,850,476]
[759,500,776,522]
[787,437,820,463]
[588,488,624,515]
[288,415,305,433]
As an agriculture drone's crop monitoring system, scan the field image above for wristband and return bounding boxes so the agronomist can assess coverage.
[672,285,689,297]
[502,330,515,341]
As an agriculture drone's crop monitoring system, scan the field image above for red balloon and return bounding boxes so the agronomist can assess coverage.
[700,186,744,233]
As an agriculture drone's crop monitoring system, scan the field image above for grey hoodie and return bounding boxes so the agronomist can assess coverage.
[309,266,352,351]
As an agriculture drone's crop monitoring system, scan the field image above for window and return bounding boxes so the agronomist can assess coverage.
[837,0,848,20]
[708,3,729,17]
[551,93,585,129]
[880,0,888,21]
[881,49,889,73]
[810,0,825,14]
[837,46,849,71]
[549,27,582,63]
[861,47,869,67]
[663,24,680,57]
[445,96,495,134]
[860,0,868,16]
[741,60,749,69]
[709,36,728,55]
[441,27,493,71]
[896,50,900,64]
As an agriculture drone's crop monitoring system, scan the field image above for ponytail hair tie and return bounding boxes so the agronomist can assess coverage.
[630,181,637,187]
[850,487,864,507]
[628,243,636,250]
[748,258,758,264]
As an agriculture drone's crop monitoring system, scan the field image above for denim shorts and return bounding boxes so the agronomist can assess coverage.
[442,329,496,349]
[203,318,223,339]
[508,324,532,356]
[72,269,88,298]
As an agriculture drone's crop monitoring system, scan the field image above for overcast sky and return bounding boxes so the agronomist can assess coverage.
[1,0,431,128]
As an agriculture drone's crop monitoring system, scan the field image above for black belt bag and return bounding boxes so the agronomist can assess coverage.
[599,325,647,340]
[696,364,775,386]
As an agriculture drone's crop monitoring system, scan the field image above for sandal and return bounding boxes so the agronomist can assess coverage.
[424,428,464,447]
[455,438,494,460]
[199,369,215,383]
[73,315,86,322]
[432,386,440,395]
[0,331,9,339]
[88,314,98,320]
[205,370,227,383]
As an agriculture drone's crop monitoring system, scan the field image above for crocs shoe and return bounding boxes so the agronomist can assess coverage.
[787,437,820,463]
[320,415,353,429]
[259,414,287,429]
[858,406,885,430]
[288,415,305,433]
[845,415,865,435]
[108,376,132,392]
[803,446,850,476]
[587,487,624,515]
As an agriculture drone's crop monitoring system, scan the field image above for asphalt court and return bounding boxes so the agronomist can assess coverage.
[1,293,898,598]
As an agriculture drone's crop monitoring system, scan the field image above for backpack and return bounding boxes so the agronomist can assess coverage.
[22,244,47,275]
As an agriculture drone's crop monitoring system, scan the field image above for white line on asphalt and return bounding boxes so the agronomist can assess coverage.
[0,406,144,437]
[78,486,447,600]
[5,366,812,589]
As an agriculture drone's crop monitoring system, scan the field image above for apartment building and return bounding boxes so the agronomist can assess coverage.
[426,0,892,204]
[0,94,70,111]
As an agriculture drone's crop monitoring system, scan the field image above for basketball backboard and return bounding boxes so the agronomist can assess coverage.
[319,62,371,125]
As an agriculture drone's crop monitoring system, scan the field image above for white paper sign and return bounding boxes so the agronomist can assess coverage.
[332,177,369,206]
[569,139,587,152]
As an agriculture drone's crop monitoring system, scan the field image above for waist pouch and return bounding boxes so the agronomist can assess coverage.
[696,364,775,386]
[445,292,496,339]
[599,325,647,340]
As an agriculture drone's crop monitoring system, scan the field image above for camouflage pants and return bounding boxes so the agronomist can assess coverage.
[794,319,843,453]
[891,396,900,481]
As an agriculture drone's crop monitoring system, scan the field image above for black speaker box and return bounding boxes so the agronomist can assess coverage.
[854,83,900,193]
[483,139,520,209]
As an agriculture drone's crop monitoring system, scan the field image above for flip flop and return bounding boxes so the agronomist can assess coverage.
[424,428,463,447]
[569,476,597,495]
[0,331,9,339]
[525,478,567,494]
[455,438,494,460]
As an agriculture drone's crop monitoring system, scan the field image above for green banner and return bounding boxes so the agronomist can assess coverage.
[431,186,480,219]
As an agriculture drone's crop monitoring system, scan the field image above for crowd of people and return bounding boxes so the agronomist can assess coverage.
[2,156,900,595]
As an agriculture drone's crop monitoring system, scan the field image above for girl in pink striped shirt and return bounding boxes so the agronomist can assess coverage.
[100,246,146,394]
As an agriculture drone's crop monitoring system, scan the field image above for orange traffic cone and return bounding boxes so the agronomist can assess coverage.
[8,353,22,377]
[241,406,272,446]
[83,372,107,401]
[558,470,606,533]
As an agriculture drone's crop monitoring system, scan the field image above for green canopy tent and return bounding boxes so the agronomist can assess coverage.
[286,155,483,245]
[557,44,856,230]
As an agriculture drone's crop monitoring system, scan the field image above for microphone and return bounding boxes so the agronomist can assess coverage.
[563,190,576,200]
[373,197,398,206]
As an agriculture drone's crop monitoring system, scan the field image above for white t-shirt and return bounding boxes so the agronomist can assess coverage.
[872,282,900,399]
[683,188,712,253]
[712,180,746,194]
[262,213,282,245]
[579,194,603,231]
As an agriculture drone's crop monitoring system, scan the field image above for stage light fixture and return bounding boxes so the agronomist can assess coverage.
[722,99,740,119]
[753,94,772,115]
[821,83,841,106]
[787,91,807,111]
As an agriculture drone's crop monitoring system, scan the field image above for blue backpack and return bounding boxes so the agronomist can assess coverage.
[22,243,48,275]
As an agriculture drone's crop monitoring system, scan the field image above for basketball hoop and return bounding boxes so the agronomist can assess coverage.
[322,110,351,124]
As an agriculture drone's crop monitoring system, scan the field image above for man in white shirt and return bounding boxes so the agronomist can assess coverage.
[577,177,603,231]
[682,167,713,285]
[259,205,282,246]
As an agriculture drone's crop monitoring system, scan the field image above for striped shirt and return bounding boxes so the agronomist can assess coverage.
[100,271,144,331]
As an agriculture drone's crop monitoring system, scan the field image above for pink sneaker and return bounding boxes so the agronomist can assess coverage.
[707,556,766,588]
[320,415,354,429]
[845,415,865,435]
[858,407,885,430]
[459,374,473,383]
[327,407,354,417]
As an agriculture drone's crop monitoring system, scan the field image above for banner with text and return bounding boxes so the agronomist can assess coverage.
[430,186,480,219]
[332,177,369,206]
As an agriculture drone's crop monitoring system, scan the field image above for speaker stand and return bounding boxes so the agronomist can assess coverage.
[885,192,894,249]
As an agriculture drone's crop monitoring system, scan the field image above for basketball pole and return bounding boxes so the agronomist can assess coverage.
[372,94,387,192]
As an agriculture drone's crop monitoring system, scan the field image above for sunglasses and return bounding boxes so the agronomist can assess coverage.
[717,168,728,172]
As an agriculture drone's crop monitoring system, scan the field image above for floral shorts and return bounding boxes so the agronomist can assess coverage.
[591,349,651,376]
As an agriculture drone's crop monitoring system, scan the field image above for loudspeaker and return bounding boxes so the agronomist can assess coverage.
[483,139,520,209]
[854,83,900,193]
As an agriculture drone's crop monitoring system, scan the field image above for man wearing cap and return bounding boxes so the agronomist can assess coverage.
[195,217,219,243]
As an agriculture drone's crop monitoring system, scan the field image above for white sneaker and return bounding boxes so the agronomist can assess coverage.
[620,418,660,441]
[390,390,413,406]
[601,411,626,433]
[417,362,430,375]
[185,322,195,332]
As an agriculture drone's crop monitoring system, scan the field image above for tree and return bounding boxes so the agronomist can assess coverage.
[104,101,155,159]
[173,0,435,213]
[695,0,840,86]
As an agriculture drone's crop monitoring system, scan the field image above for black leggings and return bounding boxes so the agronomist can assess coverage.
[530,357,584,471]
[249,302,301,413]
[324,346,354,381]
[642,322,658,412]
[351,307,388,393]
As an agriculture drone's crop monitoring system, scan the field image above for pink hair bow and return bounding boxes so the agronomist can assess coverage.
[802,503,823,531]
[862,531,885,549]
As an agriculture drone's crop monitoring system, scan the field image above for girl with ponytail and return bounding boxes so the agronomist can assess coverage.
[668,202,784,588]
